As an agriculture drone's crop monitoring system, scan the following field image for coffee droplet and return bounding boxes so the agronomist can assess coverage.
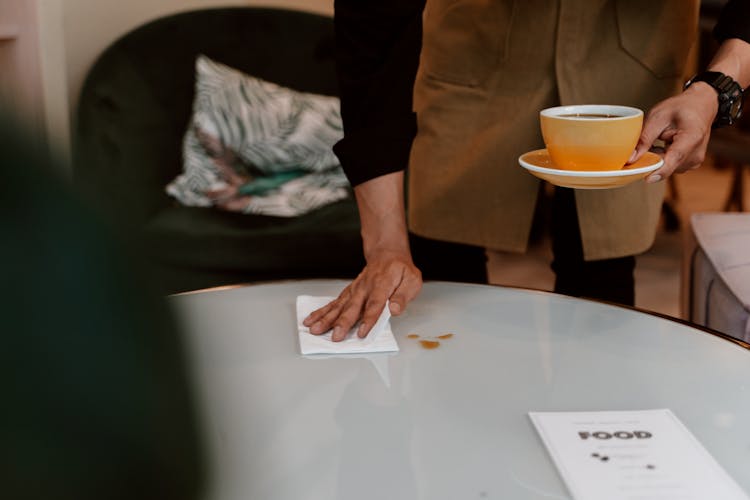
[419,340,440,349]
[437,333,453,340]
[407,333,419,339]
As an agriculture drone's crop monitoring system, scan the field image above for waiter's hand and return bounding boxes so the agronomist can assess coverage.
[631,37,750,182]
[303,171,422,341]
[629,82,718,183]
[303,248,421,341]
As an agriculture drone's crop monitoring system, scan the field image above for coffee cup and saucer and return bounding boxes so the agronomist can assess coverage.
[518,104,663,189]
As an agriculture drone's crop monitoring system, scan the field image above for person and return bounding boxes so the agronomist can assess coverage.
[305,0,744,342]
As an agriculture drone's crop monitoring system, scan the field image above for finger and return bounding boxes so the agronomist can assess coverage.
[357,294,390,338]
[659,129,678,143]
[331,298,366,342]
[303,300,336,327]
[630,110,673,164]
[388,268,422,317]
[646,133,696,183]
[308,300,347,335]
[352,264,407,337]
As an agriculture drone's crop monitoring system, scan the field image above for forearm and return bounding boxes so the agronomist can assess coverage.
[353,171,411,261]
[711,0,750,86]
[707,38,750,88]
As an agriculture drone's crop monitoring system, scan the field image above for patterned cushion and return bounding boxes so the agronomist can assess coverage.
[166,55,350,217]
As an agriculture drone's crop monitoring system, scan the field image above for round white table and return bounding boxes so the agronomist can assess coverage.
[169,280,750,500]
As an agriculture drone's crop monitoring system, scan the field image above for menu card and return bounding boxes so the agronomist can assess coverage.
[529,409,748,500]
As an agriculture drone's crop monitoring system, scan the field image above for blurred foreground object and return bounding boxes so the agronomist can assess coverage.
[0,112,204,500]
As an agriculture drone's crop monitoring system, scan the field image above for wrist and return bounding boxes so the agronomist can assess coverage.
[353,171,412,262]
[682,82,720,114]
[361,227,411,262]
[364,246,413,265]
[684,71,743,127]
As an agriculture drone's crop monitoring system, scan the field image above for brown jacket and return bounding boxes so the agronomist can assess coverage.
[408,0,699,260]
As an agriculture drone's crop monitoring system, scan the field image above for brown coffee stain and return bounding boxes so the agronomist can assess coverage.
[408,332,456,349]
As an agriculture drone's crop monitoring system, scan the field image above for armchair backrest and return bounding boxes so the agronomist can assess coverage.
[73,7,338,224]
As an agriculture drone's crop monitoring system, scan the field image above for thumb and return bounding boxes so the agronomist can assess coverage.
[630,110,671,164]
[388,300,403,315]
[388,272,422,316]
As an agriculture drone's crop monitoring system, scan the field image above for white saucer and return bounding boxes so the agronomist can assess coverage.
[518,149,663,189]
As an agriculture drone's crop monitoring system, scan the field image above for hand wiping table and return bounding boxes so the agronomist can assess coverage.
[296,295,399,355]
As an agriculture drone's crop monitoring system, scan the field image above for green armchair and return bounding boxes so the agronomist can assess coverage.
[74,7,364,295]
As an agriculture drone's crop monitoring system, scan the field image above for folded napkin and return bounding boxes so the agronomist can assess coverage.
[296,295,399,355]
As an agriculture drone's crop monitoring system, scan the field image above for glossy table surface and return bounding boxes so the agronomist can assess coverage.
[169,280,750,500]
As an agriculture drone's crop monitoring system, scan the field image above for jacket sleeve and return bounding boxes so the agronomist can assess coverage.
[713,0,750,44]
[332,0,426,187]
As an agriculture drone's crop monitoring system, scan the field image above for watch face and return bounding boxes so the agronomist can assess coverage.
[730,97,743,121]
[727,85,744,122]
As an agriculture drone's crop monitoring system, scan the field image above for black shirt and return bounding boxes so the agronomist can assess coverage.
[334,0,750,188]
[332,0,424,187]
[714,0,750,43]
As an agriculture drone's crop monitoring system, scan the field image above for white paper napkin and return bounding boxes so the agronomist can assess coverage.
[296,295,399,355]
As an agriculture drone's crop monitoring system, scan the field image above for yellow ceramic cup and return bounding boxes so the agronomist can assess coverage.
[540,105,643,171]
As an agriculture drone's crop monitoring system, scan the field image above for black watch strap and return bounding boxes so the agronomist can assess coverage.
[684,71,744,128]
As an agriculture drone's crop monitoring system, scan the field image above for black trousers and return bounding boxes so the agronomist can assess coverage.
[550,187,635,306]
[409,186,636,306]
[409,232,489,284]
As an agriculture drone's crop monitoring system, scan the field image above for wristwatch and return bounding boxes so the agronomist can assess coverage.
[684,71,744,128]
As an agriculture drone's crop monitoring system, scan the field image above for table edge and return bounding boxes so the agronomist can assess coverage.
[169,279,750,351]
